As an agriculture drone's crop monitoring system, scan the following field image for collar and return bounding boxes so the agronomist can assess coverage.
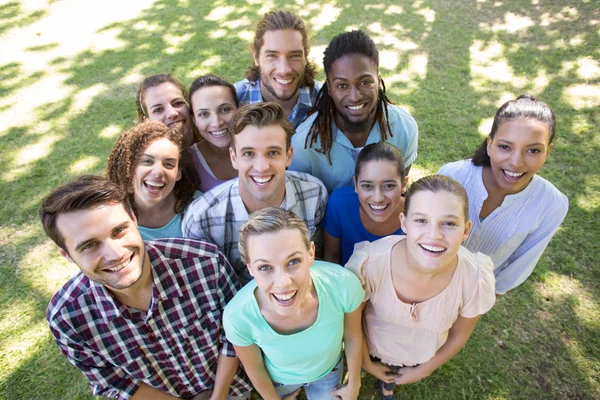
[91,244,184,324]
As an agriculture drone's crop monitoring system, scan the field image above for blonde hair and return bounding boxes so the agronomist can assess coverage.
[238,207,310,265]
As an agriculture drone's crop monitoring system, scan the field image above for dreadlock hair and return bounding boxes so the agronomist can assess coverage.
[245,10,317,88]
[304,30,394,163]
[106,121,200,217]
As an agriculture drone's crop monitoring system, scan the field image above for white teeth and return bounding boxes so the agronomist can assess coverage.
[369,204,387,211]
[211,129,227,137]
[273,291,296,301]
[348,104,365,110]
[420,244,446,253]
[145,181,165,188]
[275,78,292,85]
[504,170,525,178]
[106,264,124,272]
[253,176,272,184]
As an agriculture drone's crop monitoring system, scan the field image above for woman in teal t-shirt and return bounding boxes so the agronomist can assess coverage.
[107,121,200,240]
[223,208,364,400]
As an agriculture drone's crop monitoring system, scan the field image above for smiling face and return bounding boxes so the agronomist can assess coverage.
[143,82,193,145]
[132,138,181,210]
[255,29,307,103]
[355,160,406,224]
[230,124,293,212]
[56,203,148,293]
[327,54,380,132]
[401,190,472,272]
[247,228,315,316]
[191,85,238,149]
[486,118,553,194]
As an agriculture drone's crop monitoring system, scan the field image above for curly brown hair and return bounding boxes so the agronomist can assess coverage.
[106,121,199,216]
[244,10,317,89]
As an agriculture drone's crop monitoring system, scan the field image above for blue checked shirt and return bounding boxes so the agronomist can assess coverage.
[182,171,328,277]
[235,78,322,128]
[47,239,251,399]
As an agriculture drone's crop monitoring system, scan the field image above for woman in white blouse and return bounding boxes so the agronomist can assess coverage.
[438,95,568,294]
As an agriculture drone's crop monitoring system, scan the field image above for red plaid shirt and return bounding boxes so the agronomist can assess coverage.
[47,238,252,399]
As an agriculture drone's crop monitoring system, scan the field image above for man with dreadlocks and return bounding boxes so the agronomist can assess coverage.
[289,30,419,193]
[235,10,322,129]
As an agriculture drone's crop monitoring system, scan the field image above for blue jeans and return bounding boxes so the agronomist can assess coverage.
[272,356,344,399]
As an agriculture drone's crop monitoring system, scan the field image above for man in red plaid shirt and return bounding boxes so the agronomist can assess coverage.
[40,176,251,400]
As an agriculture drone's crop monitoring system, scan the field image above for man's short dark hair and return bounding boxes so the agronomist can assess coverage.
[39,175,134,253]
[229,102,294,151]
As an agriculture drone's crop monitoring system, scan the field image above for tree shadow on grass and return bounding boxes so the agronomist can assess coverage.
[0,1,47,37]
[0,0,598,398]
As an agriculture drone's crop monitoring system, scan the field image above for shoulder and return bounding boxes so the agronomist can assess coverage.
[286,171,327,193]
[329,186,356,204]
[47,273,91,325]
[438,159,476,179]
[146,238,225,262]
[311,80,323,95]
[312,260,361,287]
[293,113,319,142]
[530,175,569,213]
[234,78,254,92]
[457,247,496,310]
[224,281,257,320]
[387,105,417,129]
[188,180,237,213]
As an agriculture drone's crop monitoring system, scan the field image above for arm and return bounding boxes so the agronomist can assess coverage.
[331,306,363,399]
[494,198,568,294]
[357,303,397,384]
[209,355,240,400]
[324,231,342,264]
[131,383,179,400]
[394,315,480,385]
[233,344,281,400]
[212,250,243,399]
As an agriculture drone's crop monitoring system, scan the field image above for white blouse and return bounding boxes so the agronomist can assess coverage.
[438,160,568,294]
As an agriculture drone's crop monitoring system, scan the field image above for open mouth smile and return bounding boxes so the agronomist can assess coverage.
[252,176,273,186]
[209,129,227,137]
[144,180,166,193]
[346,103,366,111]
[419,243,447,254]
[502,169,526,181]
[103,253,134,273]
[368,203,389,214]
[274,77,293,85]
[271,290,298,307]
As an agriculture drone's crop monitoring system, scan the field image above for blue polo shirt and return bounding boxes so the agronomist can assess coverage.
[289,104,418,193]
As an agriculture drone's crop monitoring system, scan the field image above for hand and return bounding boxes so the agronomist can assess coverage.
[364,360,400,383]
[331,383,360,400]
[394,366,431,385]
[282,387,301,400]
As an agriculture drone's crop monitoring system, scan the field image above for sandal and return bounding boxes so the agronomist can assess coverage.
[377,379,396,399]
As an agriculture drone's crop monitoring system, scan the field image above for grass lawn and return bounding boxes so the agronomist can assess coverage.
[1,0,598,399]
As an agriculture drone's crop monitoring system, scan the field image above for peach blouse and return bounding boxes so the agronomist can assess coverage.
[346,235,496,367]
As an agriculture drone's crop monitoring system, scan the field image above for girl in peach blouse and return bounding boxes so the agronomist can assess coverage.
[346,175,496,399]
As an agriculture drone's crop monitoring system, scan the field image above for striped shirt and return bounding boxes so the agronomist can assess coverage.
[438,160,569,294]
[234,78,322,128]
[47,239,252,399]
[182,171,328,277]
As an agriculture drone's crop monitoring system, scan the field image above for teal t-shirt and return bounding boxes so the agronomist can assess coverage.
[139,213,183,241]
[223,261,364,384]
[139,191,202,241]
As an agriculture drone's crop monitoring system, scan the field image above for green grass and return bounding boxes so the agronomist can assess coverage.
[1,0,599,399]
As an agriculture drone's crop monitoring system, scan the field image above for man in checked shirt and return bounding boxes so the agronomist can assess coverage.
[40,176,252,400]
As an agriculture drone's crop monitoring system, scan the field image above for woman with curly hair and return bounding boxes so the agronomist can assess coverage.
[107,121,200,240]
